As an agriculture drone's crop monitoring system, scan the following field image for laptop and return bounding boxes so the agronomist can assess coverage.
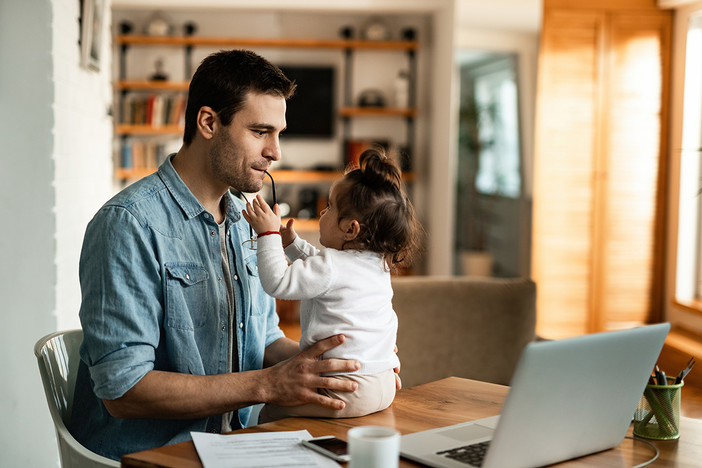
[400,323,670,468]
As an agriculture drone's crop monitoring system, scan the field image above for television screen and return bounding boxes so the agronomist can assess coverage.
[278,65,335,138]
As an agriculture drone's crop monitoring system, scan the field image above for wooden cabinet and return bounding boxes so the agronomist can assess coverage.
[532,0,671,338]
[113,34,418,187]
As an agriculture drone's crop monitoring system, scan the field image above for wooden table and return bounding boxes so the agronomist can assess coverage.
[122,377,702,467]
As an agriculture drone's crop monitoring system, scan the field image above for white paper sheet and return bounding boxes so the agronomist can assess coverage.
[191,430,341,468]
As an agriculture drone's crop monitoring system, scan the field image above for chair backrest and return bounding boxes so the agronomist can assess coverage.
[392,276,537,388]
[34,330,120,468]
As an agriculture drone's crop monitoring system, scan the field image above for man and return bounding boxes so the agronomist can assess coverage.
[71,50,360,461]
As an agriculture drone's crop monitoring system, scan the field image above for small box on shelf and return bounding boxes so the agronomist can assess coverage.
[344,139,389,168]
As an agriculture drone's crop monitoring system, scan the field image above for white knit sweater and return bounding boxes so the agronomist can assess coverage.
[256,235,400,375]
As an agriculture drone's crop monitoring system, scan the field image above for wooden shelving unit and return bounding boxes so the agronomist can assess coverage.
[114,31,419,230]
[282,218,319,232]
[114,35,418,136]
[115,80,189,91]
[115,124,182,136]
[115,34,418,51]
[339,107,417,118]
[114,168,415,184]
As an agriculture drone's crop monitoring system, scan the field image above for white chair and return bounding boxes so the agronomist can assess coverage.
[34,330,120,467]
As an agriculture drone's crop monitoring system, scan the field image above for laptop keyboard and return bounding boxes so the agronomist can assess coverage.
[436,441,491,466]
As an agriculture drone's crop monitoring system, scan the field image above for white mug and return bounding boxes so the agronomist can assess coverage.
[348,425,400,468]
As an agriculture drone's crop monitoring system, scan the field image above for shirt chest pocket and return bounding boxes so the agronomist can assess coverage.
[243,256,267,317]
[165,263,212,330]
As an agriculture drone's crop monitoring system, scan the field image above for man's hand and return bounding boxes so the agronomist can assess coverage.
[102,335,358,420]
[261,335,359,410]
[394,344,402,390]
[242,194,281,235]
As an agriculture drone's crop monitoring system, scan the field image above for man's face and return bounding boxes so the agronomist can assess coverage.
[209,92,286,193]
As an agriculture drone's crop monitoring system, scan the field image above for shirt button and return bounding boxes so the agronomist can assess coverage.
[210,230,216,236]
[239,322,243,329]
[233,275,239,281]
[221,325,225,331]
[218,276,222,282]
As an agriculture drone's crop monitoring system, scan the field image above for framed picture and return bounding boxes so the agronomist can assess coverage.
[80,0,105,71]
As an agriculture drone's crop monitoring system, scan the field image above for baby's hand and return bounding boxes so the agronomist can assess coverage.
[281,218,297,248]
[242,194,281,235]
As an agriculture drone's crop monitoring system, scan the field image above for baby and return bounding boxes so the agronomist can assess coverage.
[243,147,422,422]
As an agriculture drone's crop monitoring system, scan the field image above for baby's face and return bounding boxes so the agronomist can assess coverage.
[318,182,347,250]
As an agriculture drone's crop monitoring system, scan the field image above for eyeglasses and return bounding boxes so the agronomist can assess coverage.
[240,170,277,250]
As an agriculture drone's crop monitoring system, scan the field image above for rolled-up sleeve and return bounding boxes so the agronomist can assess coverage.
[264,296,285,348]
[79,205,163,400]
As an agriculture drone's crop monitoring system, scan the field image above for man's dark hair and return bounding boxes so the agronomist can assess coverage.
[183,49,296,145]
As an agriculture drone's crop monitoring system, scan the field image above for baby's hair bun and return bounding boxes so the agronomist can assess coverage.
[358,147,402,190]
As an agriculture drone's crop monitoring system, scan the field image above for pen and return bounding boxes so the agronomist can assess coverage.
[655,365,667,385]
[675,357,696,384]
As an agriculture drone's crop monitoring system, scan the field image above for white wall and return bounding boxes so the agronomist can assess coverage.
[0,1,56,465]
[0,0,113,465]
[55,0,116,332]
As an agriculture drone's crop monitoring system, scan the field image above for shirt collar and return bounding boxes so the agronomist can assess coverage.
[158,154,242,224]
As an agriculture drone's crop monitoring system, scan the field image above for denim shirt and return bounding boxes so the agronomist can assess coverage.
[71,156,284,461]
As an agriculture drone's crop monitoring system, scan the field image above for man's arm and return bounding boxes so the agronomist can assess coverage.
[102,334,359,419]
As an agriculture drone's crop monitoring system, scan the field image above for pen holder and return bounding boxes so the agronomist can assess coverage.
[633,377,683,440]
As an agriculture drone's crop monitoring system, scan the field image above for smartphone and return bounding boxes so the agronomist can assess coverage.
[301,436,351,462]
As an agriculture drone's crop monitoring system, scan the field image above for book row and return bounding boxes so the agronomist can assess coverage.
[120,141,171,170]
[120,93,187,127]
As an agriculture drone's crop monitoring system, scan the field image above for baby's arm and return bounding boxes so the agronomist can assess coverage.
[284,235,320,262]
[242,194,280,235]
[242,195,330,299]
[256,236,333,300]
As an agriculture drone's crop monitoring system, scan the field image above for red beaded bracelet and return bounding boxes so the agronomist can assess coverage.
[257,231,281,238]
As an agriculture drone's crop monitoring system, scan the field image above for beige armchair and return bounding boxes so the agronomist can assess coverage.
[392,276,537,388]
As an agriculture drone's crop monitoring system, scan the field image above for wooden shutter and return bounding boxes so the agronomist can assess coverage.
[533,2,670,338]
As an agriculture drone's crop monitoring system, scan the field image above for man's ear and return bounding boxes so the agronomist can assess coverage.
[343,219,361,241]
[197,106,218,140]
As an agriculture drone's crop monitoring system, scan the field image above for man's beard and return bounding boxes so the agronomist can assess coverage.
[209,136,264,193]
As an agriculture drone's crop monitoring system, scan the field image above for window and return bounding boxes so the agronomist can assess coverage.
[676,14,702,304]
[458,55,522,199]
